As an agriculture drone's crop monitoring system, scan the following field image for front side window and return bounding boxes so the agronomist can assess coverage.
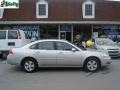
[8,31,18,39]
[39,41,54,50]
[82,1,95,18]
[36,0,48,18]
[30,41,55,50]
[0,31,6,39]
[56,42,74,51]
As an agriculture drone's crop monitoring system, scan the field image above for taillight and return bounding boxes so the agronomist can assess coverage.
[9,49,13,55]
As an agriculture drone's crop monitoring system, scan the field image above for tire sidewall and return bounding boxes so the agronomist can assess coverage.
[84,57,100,72]
[22,59,38,73]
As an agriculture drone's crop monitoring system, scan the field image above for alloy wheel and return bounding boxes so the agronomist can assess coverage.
[87,60,98,71]
[24,60,35,72]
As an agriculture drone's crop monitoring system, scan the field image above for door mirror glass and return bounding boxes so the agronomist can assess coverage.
[72,48,76,52]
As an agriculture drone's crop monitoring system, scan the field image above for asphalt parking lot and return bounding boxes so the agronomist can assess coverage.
[0,59,120,90]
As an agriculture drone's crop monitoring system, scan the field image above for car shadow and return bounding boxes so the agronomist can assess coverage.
[9,66,85,73]
[7,66,25,73]
[8,66,111,74]
[38,67,84,73]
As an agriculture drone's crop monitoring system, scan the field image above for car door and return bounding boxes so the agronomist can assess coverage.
[7,30,18,48]
[55,41,82,66]
[30,41,57,66]
[0,31,7,51]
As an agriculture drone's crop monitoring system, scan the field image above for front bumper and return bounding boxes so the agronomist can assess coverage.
[102,57,112,66]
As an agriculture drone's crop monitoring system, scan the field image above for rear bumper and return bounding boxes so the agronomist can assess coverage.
[7,54,21,66]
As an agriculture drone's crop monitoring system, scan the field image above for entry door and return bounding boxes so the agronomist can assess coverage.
[55,41,82,66]
[60,31,66,40]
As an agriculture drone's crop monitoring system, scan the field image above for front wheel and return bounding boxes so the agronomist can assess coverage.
[84,57,101,72]
[22,59,38,73]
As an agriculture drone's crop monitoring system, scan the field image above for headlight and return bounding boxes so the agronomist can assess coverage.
[103,54,110,58]
[119,48,120,52]
[98,47,107,53]
[100,47,106,51]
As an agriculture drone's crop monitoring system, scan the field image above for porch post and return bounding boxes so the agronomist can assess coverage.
[91,24,94,39]
[58,25,60,39]
[71,24,73,42]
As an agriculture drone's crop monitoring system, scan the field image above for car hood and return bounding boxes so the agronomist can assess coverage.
[82,50,106,56]
[97,45,119,50]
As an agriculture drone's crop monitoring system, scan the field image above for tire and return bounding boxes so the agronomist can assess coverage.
[2,53,7,60]
[84,57,101,72]
[22,58,38,73]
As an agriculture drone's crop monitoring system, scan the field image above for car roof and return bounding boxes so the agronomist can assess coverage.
[22,39,82,51]
[35,39,67,42]
[0,29,23,31]
[35,39,69,44]
[24,39,68,47]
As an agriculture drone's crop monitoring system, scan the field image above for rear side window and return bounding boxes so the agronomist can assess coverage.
[38,41,54,50]
[30,41,55,50]
[0,31,6,39]
[8,31,18,39]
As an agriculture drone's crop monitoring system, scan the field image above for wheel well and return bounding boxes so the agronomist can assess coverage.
[83,56,101,67]
[21,57,38,66]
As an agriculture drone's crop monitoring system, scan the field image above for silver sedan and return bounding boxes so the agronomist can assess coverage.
[7,39,111,73]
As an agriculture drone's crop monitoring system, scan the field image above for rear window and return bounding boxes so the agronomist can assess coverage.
[8,31,18,39]
[0,31,6,39]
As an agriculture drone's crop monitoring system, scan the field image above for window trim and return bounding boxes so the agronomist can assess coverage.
[82,0,95,19]
[0,9,4,19]
[36,0,48,18]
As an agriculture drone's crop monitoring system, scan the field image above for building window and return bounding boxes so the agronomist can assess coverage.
[82,0,95,19]
[36,0,48,18]
[0,9,4,19]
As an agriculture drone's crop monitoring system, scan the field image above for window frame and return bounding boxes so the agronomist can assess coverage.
[36,0,48,18]
[30,41,55,50]
[82,1,95,19]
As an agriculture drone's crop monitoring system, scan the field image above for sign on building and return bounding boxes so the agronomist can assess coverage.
[0,0,19,8]
[13,25,40,41]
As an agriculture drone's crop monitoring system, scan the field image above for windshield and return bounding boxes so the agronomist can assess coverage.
[96,39,115,45]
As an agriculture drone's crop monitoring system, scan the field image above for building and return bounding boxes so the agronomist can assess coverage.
[0,0,120,42]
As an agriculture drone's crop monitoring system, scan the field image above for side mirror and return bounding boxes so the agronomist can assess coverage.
[72,48,76,52]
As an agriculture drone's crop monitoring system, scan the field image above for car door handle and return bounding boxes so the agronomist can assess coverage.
[35,51,40,54]
[58,52,63,54]
[8,42,15,46]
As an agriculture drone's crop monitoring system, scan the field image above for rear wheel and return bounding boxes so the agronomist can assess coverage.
[84,57,101,72]
[22,58,38,73]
